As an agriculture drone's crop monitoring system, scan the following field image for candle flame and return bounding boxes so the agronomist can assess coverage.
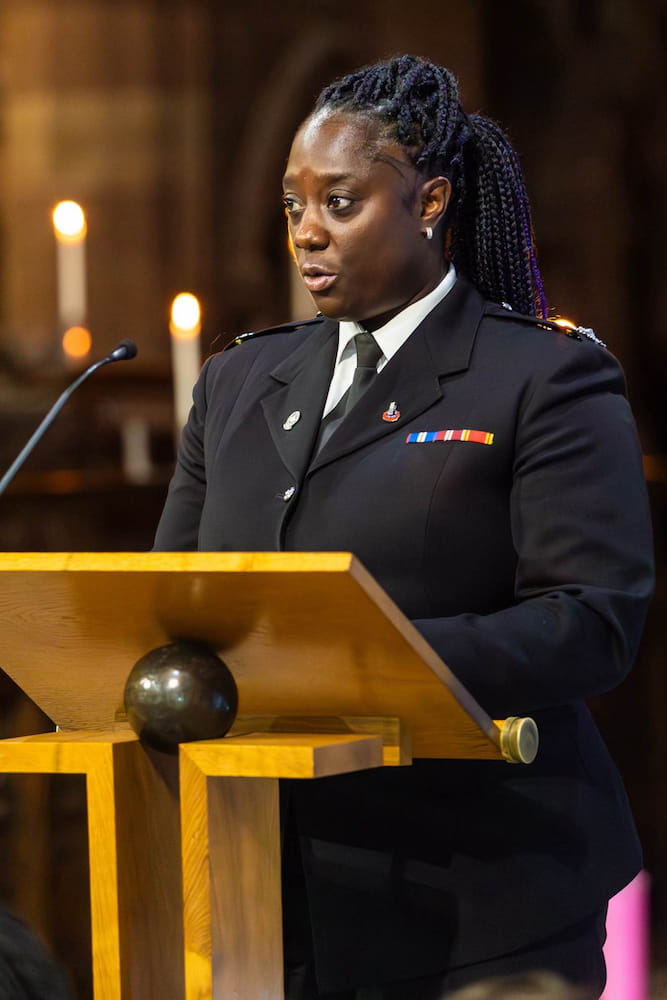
[170,292,201,339]
[53,201,87,243]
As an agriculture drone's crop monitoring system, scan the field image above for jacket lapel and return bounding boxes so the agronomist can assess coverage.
[260,318,338,480]
[309,278,486,471]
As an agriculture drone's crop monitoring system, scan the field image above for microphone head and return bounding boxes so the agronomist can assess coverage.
[109,339,138,362]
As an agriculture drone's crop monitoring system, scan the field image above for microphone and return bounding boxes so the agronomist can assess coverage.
[107,340,138,362]
[0,339,138,496]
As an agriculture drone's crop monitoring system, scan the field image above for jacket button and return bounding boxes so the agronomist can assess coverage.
[281,486,296,501]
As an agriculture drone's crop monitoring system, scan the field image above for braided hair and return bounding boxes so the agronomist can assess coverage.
[314,55,547,318]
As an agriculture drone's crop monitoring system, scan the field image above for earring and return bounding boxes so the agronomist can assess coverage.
[423,226,433,241]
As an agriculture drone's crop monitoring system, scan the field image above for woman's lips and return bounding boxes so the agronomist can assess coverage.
[301,271,337,292]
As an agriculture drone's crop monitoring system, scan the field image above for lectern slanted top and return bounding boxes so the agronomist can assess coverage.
[0,550,504,759]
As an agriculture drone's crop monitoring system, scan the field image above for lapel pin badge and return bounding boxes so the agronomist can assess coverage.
[382,401,400,423]
[283,410,301,431]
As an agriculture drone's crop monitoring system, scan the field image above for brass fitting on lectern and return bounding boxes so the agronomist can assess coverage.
[496,716,539,764]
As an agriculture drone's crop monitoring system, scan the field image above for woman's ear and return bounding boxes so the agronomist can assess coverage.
[420,176,452,229]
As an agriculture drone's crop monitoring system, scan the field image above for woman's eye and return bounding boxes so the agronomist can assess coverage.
[327,194,353,212]
[282,197,301,216]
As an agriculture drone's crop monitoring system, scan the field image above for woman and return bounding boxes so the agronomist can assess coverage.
[154,56,654,999]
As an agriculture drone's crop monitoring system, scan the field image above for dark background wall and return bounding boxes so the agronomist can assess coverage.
[0,1,664,995]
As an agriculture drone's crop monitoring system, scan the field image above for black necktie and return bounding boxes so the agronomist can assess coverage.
[316,331,383,453]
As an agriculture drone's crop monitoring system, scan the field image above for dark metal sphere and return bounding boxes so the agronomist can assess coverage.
[124,641,238,753]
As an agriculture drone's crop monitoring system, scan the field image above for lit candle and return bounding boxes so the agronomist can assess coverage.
[169,292,202,430]
[52,200,90,363]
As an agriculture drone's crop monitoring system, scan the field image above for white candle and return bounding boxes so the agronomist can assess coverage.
[52,201,88,360]
[121,415,152,484]
[170,292,202,430]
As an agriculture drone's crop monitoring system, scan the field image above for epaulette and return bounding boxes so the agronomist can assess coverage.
[486,302,607,348]
[223,315,324,351]
[549,317,607,347]
[485,302,607,347]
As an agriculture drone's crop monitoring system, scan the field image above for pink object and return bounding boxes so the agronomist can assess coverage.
[601,870,650,1000]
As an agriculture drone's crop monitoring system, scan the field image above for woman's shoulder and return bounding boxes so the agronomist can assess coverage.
[201,315,328,383]
[481,300,607,349]
[479,299,621,374]
[220,315,326,352]
[473,298,628,403]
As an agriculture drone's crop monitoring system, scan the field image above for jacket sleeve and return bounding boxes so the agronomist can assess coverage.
[412,341,655,718]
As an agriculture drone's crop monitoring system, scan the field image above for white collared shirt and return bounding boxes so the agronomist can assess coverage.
[322,266,457,417]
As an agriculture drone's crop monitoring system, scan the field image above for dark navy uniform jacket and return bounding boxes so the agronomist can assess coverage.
[154,277,654,991]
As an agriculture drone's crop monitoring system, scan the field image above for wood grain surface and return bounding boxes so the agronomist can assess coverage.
[0,551,503,759]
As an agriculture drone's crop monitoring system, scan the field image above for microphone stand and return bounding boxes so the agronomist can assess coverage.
[0,340,138,496]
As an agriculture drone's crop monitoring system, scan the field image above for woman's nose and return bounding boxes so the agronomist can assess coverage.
[292,208,328,251]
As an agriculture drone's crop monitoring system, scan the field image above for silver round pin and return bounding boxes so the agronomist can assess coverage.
[283,410,301,431]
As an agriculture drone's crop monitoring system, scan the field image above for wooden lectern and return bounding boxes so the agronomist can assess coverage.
[0,552,537,1000]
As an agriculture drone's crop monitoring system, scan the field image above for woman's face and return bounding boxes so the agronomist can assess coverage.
[282,111,448,329]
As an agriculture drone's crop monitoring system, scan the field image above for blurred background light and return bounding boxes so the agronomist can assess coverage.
[52,201,87,244]
[169,292,201,339]
[61,325,92,360]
